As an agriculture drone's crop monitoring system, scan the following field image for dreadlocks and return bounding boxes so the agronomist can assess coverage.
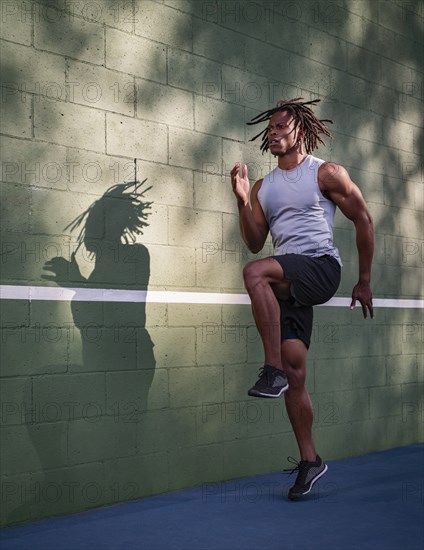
[247,97,333,154]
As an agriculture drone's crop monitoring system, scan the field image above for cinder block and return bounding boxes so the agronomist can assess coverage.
[169,366,224,407]
[345,418,388,456]
[106,112,167,162]
[193,20,245,68]
[32,373,106,422]
[378,1,418,37]
[67,60,134,116]
[382,118,414,155]
[0,2,32,45]
[310,323,367,361]
[397,205,423,240]
[0,324,68,376]
[106,369,169,412]
[0,41,65,93]
[101,302,153,329]
[351,356,386,388]
[144,303,168,327]
[195,245,245,291]
[27,462,106,521]
[148,244,196,287]
[385,234,423,269]
[386,354,418,385]
[401,264,424,301]
[314,358,353,393]
[0,423,67,475]
[0,136,68,190]
[106,28,166,82]
[104,452,169,501]
[286,53,332,100]
[313,423,354,460]
[400,314,424,354]
[401,382,424,410]
[0,89,32,138]
[30,187,94,236]
[0,299,30,328]
[169,127,221,171]
[137,407,197,452]
[246,399,291,438]
[168,303,221,327]
[167,48,221,95]
[196,324,247,366]
[135,79,194,130]
[0,472,33,526]
[34,98,105,152]
[146,327,195,368]
[346,42,382,84]
[243,37,289,82]
[367,201,401,236]
[221,65,282,113]
[194,96,245,141]
[369,323,404,357]
[0,377,31,426]
[65,148,134,197]
[308,28,347,71]
[67,1,135,33]
[196,401,248,445]
[345,105,384,144]
[369,385,402,418]
[0,232,72,283]
[385,414,423,449]
[135,1,192,51]
[69,327,137,373]
[0,184,30,233]
[222,304,254,328]
[68,416,137,464]
[131,161,194,208]
[168,206,222,249]
[331,70,371,111]
[222,138,275,183]
[34,10,104,64]
[168,444,223,491]
[164,0,206,17]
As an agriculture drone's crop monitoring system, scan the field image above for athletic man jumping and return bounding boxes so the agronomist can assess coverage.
[231,98,374,500]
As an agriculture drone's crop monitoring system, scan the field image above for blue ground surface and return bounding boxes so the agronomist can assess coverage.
[1,444,423,550]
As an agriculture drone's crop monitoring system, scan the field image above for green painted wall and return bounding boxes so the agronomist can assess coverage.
[0,0,423,526]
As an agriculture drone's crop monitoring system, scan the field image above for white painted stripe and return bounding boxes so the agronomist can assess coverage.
[0,285,423,308]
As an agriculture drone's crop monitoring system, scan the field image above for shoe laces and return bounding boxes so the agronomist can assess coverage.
[256,365,275,384]
[283,456,302,476]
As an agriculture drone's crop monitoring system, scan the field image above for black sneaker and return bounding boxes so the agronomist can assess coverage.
[285,455,328,500]
[247,365,289,398]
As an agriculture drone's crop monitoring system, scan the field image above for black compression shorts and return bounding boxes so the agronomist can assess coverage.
[272,254,341,349]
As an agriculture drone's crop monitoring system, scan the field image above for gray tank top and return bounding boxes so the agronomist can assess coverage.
[257,155,342,265]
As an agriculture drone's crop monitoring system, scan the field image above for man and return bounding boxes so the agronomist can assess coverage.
[231,98,374,500]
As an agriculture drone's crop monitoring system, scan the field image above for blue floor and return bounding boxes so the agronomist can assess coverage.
[1,444,423,550]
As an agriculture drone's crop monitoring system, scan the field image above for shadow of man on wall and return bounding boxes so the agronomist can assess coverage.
[43,178,155,381]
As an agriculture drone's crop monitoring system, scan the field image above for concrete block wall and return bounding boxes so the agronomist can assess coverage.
[0,0,423,526]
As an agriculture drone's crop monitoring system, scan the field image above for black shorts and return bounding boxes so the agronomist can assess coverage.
[273,254,341,349]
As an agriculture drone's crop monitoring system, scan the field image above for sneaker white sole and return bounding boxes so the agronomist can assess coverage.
[248,384,289,398]
[289,464,328,500]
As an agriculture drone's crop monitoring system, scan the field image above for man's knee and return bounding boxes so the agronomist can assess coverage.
[243,258,285,288]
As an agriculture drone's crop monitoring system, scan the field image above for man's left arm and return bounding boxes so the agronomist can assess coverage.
[319,163,374,319]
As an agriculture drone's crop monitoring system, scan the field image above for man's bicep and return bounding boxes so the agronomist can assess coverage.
[330,183,370,223]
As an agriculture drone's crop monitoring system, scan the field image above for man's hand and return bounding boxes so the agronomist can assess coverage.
[42,253,83,286]
[231,163,250,206]
[350,281,374,319]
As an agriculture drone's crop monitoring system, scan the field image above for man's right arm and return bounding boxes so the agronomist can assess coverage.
[231,163,269,253]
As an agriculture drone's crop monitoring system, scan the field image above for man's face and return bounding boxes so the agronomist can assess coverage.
[267,110,300,155]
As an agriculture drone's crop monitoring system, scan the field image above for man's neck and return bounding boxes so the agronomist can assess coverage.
[277,150,308,171]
